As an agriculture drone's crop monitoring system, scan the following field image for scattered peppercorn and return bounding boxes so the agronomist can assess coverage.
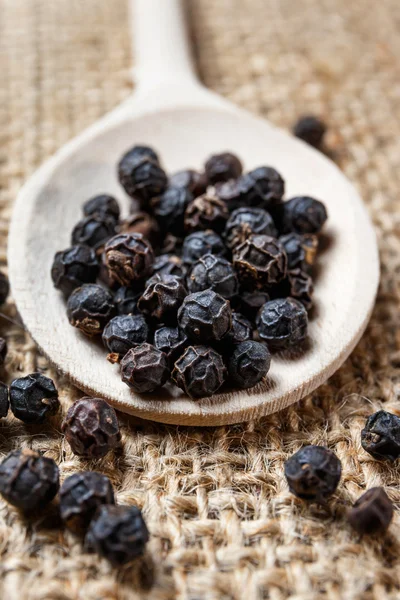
[293,115,326,149]
[0,449,59,512]
[172,345,226,398]
[51,245,99,297]
[284,445,342,501]
[182,230,226,265]
[347,487,393,535]
[282,196,327,234]
[205,152,243,184]
[120,343,169,393]
[120,211,159,246]
[233,234,287,290]
[104,233,154,286]
[113,286,142,315]
[170,169,208,197]
[10,373,59,424]
[138,274,186,323]
[0,382,9,418]
[0,270,10,304]
[102,314,149,357]
[257,298,308,349]
[83,194,120,223]
[118,145,167,205]
[67,284,115,336]
[184,193,229,234]
[154,326,189,366]
[85,504,149,566]
[71,216,116,250]
[224,207,277,250]
[153,254,187,280]
[178,290,232,343]
[62,397,121,458]
[361,410,400,462]
[60,471,115,532]
[228,340,271,389]
[0,337,7,366]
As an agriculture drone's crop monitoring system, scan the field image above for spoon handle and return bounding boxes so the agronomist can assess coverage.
[132,0,198,92]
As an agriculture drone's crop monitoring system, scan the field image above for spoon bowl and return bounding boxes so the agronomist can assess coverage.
[8,0,379,426]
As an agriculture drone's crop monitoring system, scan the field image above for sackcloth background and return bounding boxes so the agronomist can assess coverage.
[0,1,400,598]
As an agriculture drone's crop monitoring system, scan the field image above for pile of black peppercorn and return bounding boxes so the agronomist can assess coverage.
[51,145,328,399]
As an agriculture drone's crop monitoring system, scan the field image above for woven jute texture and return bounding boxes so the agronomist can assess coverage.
[1,1,400,599]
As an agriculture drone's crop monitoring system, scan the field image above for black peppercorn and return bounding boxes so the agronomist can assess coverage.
[219,312,253,350]
[178,289,232,343]
[120,343,170,393]
[239,290,270,321]
[67,284,115,336]
[284,445,342,501]
[10,373,59,424]
[172,345,226,398]
[51,245,99,297]
[246,166,285,209]
[153,254,187,280]
[170,169,208,198]
[257,297,308,349]
[0,449,59,512]
[118,145,167,204]
[0,270,9,304]
[0,337,7,366]
[62,397,121,458]
[60,471,115,532]
[272,269,314,310]
[83,194,120,223]
[113,286,142,315]
[282,196,327,234]
[138,274,186,323]
[228,340,271,389]
[71,216,116,250]
[184,193,229,234]
[182,230,226,265]
[293,115,326,149]
[102,314,149,357]
[104,233,154,286]
[361,410,400,462]
[279,233,318,271]
[224,207,277,250]
[153,326,189,366]
[0,382,9,418]
[151,186,193,237]
[233,234,287,290]
[120,211,160,246]
[205,152,243,184]
[347,487,393,535]
[187,254,238,300]
[85,504,149,566]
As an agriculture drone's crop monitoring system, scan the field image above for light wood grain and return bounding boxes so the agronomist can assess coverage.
[7,0,379,426]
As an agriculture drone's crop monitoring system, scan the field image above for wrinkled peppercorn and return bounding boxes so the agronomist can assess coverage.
[272,269,314,310]
[233,234,287,289]
[172,345,226,398]
[71,216,116,250]
[170,169,208,198]
[85,504,149,566]
[104,233,154,286]
[178,290,232,343]
[284,445,342,501]
[151,186,193,237]
[0,337,7,365]
[205,152,243,184]
[10,373,59,424]
[153,254,187,280]
[187,254,238,300]
[51,245,99,297]
[228,340,271,389]
[118,146,167,204]
[184,193,229,234]
[0,271,10,304]
[62,397,121,458]
[224,207,277,250]
[361,410,400,462]
[67,284,115,336]
[120,343,170,393]
[279,233,318,271]
[182,230,226,265]
[60,471,115,532]
[0,382,9,418]
[120,211,160,246]
[257,297,308,349]
[83,194,120,223]
[347,487,393,535]
[239,290,270,321]
[219,312,253,350]
[293,115,326,149]
[138,274,186,323]
[282,196,327,234]
[246,166,285,209]
[0,449,59,512]
[113,286,141,315]
[102,314,149,358]
[154,326,189,366]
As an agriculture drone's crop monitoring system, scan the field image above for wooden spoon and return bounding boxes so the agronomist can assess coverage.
[8,0,379,426]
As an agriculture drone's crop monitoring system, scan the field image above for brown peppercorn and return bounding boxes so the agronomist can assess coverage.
[233,234,287,290]
[347,487,393,535]
[120,211,160,246]
[120,343,170,393]
[184,193,229,234]
[170,169,208,198]
[104,233,154,286]
[205,152,243,184]
[62,397,121,458]
[138,274,187,323]
[172,345,226,399]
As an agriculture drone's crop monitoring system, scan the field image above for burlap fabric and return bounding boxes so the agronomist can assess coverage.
[0,1,399,598]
